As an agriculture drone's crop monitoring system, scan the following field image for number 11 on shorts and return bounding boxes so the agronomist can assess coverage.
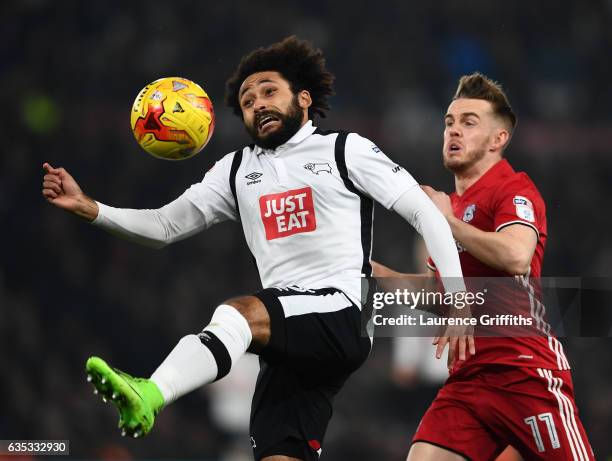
[524,412,561,452]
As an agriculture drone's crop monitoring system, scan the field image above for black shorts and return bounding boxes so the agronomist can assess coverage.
[250,286,372,460]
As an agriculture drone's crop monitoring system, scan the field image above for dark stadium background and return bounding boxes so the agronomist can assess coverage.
[2,1,611,459]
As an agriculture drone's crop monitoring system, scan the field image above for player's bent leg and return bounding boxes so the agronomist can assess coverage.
[151,299,258,402]
[86,297,263,438]
[407,442,469,461]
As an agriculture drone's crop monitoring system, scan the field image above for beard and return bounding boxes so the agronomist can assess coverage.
[246,96,303,150]
[443,142,487,174]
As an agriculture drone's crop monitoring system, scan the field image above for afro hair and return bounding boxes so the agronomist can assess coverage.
[225,36,335,119]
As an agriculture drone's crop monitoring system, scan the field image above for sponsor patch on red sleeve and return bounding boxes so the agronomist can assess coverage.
[259,187,317,240]
[513,195,535,222]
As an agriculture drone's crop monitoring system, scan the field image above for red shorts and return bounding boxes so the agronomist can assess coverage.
[412,366,594,461]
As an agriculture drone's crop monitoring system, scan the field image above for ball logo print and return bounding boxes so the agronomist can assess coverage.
[130,77,215,160]
[259,187,317,240]
[172,80,188,91]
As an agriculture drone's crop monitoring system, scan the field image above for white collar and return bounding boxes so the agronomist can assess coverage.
[254,120,316,155]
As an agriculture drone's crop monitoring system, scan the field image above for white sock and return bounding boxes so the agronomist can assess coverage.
[150,304,252,405]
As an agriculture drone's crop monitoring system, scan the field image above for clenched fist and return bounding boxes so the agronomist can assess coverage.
[42,163,98,221]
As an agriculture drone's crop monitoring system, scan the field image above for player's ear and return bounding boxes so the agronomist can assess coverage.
[491,127,510,152]
[298,90,312,109]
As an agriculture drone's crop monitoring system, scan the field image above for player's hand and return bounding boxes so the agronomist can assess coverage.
[432,301,476,372]
[421,185,453,220]
[42,163,98,221]
[433,331,476,372]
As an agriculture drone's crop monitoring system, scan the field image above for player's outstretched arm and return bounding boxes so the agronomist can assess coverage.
[42,163,99,221]
[42,162,208,249]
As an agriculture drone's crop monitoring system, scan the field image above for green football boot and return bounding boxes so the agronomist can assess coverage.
[85,356,165,438]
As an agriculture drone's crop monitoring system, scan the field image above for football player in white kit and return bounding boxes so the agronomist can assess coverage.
[42,36,469,461]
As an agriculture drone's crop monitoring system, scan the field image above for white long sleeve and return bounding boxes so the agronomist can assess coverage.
[392,185,465,292]
[92,194,208,248]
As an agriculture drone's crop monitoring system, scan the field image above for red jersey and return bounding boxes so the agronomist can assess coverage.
[428,159,570,372]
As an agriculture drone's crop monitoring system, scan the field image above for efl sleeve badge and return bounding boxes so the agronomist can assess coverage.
[513,196,535,222]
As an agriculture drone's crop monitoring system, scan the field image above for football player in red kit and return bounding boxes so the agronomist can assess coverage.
[374,73,594,461]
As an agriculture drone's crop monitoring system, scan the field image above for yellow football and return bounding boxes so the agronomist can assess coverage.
[130,77,215,160]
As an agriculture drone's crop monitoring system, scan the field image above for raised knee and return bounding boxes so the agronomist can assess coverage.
[223,296,270,350]
[223,296,266,325]
[224,296,255,315]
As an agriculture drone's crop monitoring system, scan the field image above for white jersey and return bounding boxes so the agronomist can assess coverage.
[183,121,418,305]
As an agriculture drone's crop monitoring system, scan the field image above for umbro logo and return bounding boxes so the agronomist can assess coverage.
[245,172,263,185]
[245,172,262,180]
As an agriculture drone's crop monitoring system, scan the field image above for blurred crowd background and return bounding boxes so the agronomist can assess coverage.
[2,0,611,459]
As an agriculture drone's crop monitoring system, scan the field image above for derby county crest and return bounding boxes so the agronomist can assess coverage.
[462,204,476,222]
